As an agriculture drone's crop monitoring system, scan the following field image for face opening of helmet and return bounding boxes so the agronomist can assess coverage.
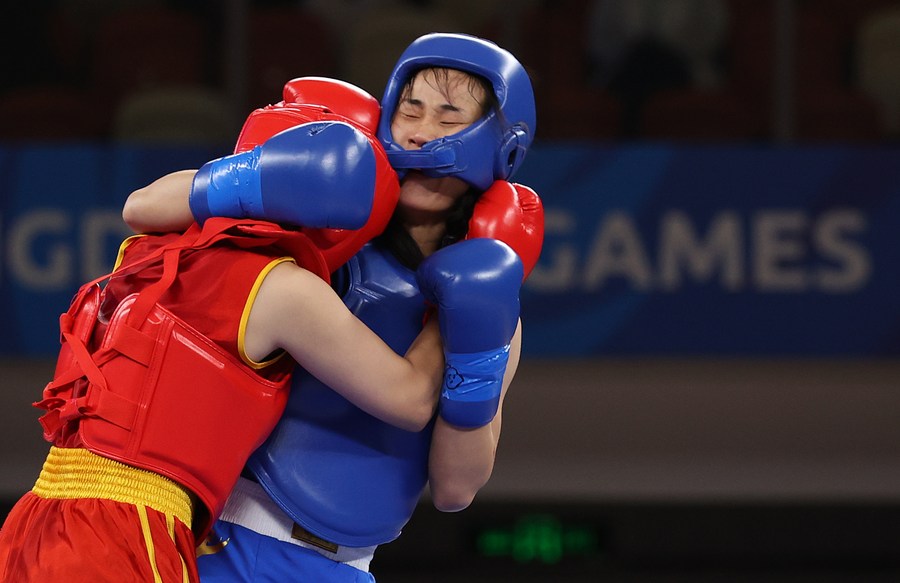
[392,67,500,139]
[377,33,535,191]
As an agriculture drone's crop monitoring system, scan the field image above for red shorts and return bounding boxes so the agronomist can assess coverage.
[0,447,199,583]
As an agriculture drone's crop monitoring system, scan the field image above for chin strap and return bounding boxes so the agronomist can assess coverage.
[385,138,464,172]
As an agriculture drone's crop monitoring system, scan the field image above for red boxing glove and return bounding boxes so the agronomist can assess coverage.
[233,104,321,153]
[234,76,381,153]
[466,180,544,280]
[282,76,379,133]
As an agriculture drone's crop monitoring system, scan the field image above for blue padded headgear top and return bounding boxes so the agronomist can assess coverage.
[377,33,536,191]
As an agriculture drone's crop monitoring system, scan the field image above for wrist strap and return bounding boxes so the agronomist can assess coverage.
[439,345,510,428]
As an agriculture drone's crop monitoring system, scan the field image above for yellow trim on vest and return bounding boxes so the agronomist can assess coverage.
[32,446,193,529]
[113,234,148,271]
[238,256,296,369]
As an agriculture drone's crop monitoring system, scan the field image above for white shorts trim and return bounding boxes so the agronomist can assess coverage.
[219,477,377,572]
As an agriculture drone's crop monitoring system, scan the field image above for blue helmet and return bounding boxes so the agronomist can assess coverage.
[377,33,536,191]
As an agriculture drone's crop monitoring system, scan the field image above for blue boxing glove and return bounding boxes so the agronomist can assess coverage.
[416,238,524,428]
[190,121,376,229]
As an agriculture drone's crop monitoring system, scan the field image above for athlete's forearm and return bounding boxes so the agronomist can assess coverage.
[122,170,196,233]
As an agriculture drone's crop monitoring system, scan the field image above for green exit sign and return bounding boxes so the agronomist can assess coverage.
[475,514,602,564]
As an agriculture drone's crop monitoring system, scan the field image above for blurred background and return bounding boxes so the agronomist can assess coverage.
[2,0,900,580]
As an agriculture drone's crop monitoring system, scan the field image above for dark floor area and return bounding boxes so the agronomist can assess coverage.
[3,498,900,581]
[371,500,900,581]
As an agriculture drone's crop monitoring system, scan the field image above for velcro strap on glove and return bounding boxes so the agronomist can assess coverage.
[439,345,510,428]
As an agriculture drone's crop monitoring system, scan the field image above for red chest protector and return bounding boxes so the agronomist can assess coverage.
[34,218,328,540]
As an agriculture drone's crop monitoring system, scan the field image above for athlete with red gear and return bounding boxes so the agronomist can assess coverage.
[0,80,479,583]
[120,33,543,582]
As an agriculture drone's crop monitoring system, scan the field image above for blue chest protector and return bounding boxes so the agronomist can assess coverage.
[247,242,433,547]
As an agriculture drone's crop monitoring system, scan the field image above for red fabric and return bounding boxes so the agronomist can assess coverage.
[104,230,290,364]
[35,221,306,539]
[0,492,198,583]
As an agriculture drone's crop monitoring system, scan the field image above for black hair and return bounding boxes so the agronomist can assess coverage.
[375,187,479,270]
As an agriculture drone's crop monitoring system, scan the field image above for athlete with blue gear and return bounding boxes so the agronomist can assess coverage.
[377,32,536,192]
[122,33,543,582]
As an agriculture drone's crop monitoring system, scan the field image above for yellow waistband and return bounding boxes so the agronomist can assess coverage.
[33,446,193,527]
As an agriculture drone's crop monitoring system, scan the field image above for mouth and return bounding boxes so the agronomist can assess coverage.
[401,169,431,183]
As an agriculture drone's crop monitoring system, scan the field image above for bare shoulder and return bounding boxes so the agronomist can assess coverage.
[244,259,345,360]
[261,260,332,293]
[255,260,350,323]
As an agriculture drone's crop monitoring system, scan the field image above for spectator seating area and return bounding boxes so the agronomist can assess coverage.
[1,0,898,144]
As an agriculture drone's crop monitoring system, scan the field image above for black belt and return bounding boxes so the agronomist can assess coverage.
[291,522,339,553]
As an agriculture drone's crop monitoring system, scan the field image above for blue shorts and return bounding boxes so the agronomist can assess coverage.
[197,519,376,583]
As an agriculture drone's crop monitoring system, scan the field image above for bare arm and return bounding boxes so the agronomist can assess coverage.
[245,261,442,432]
[122,169,196,233]
[426,320,522,512]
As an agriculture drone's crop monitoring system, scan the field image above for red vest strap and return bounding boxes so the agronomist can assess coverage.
[104,323,156,366]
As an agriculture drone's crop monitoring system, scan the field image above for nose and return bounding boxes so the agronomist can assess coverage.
[406,120,441,149]
[407,133,430,149]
